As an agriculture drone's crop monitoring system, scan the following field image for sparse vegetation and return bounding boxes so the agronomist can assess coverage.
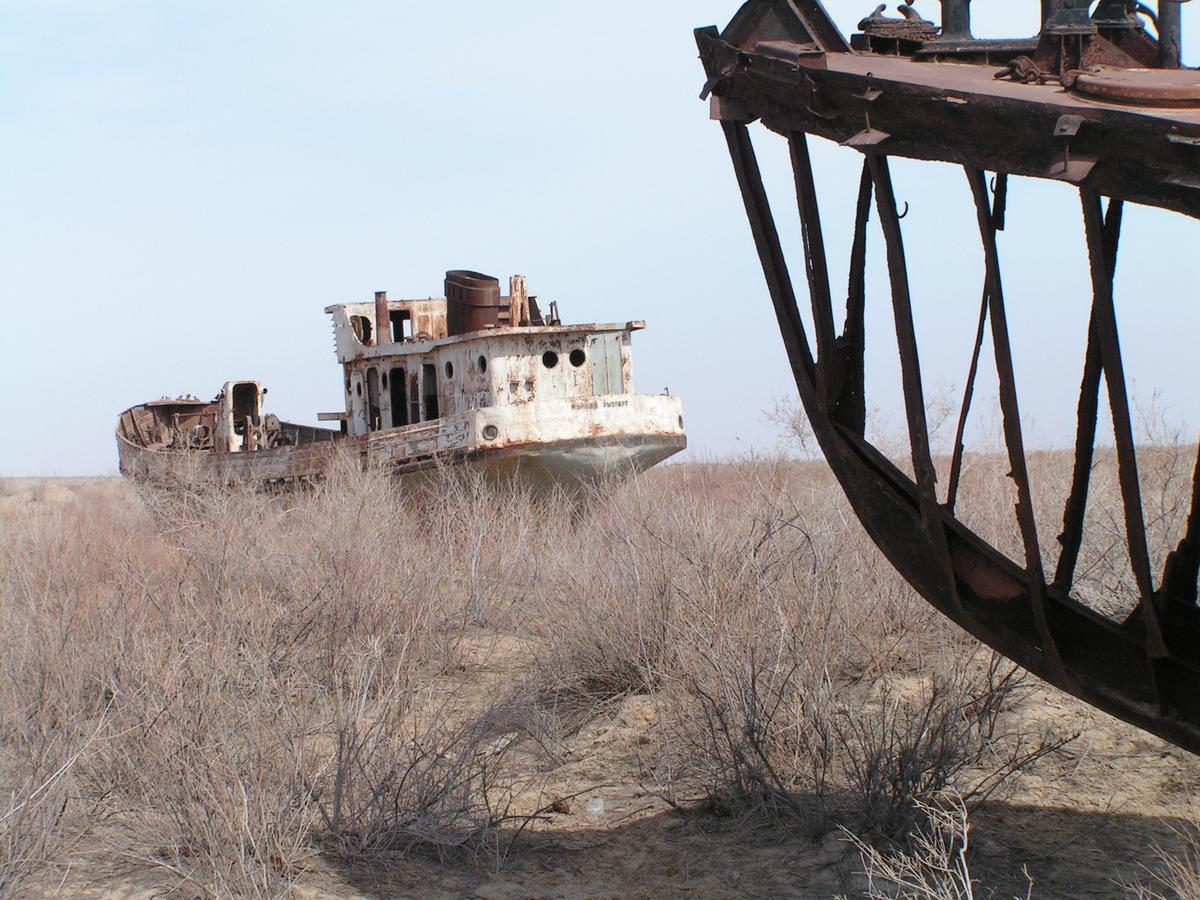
[0,451,1197,897]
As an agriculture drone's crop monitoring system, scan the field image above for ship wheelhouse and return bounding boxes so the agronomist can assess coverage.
[322,271,648,441]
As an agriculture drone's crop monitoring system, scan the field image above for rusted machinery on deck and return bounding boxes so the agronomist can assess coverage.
[697,0,1200,753]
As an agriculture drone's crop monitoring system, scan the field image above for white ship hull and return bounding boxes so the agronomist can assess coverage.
[117,395,685,496]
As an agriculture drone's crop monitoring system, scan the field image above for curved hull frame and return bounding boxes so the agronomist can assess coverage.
[698,4,1200,753]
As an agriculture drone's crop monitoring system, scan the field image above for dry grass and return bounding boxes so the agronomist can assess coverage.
[1127,823,1200,899]
[0,445,1193,896]
[843,794,1035,900]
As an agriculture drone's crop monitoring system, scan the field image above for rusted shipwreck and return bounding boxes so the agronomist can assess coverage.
[117,271,686,492]
[698,0,1200,753]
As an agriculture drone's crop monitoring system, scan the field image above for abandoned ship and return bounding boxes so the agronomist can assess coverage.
[116,270,686,492]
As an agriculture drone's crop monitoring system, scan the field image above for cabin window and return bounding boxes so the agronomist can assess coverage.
[390,310,412,342]
[542,350,559,369]
[366,367,382,432]
[569,349,586,367]
[422,363,439,420]
[389,366,408,427]
[350,315,373,345]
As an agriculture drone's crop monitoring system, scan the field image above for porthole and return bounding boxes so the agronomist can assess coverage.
[355,381,362,397]
[569,348,586,367]
[478,355,487,373]
[445,361,454,379]
[381,372,388,389]
[542,350,559,369]
[482,424,499,441]
[678,415,684,429]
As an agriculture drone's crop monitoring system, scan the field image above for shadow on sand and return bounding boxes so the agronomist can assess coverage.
[316,796,1188,899]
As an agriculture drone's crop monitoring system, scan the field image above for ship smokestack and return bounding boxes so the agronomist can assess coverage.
[374,291,389,346]
[445,270,502,335]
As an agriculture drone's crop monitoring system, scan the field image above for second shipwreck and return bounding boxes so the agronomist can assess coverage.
[116,270,687,493]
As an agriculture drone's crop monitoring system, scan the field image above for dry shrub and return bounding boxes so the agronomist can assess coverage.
[0,715,96,895]
[0,443,1159,894]
[110,696,319,896]
[845,795,976,900]
[518,475,683,730]
[833,654,1064,839]
[0,491,139,893]
[516,458,1070,838]
[844,794,1034,900]
[1128,822,1200,900]
[316,689,522,864]
[0,458,533,895]
[418,467,573,629]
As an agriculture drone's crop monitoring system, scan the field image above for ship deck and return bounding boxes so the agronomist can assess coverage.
[819,53,1200,126]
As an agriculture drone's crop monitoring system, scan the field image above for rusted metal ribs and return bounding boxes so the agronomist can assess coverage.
[700,0,1200,753]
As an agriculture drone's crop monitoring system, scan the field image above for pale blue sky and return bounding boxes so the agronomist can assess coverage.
[3,1,1199,476]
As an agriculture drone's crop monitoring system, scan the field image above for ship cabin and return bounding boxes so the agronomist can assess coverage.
[322,271,644,439]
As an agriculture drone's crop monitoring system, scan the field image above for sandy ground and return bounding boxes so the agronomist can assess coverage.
[7,477,1200,898]
[310,641,1200,900]
[36,632,1200,899]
